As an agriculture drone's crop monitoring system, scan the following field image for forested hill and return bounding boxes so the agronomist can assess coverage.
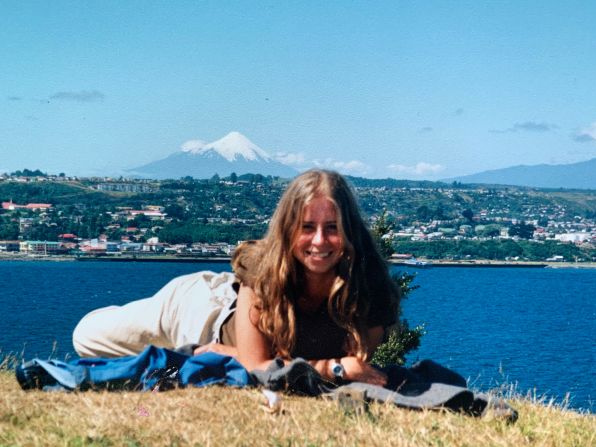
[1,176,596,220]
[345,176,448,189]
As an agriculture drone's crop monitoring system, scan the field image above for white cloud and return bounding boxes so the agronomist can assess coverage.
[573,122,596,142]
[180,139,207,153]
[274,151,307,166]
[388,162,445,176]
[312,158,372,176]
[274,152,371,175]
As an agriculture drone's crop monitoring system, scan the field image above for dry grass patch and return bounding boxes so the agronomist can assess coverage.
[0,372,594,446]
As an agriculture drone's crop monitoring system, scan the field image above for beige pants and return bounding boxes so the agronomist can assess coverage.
[72,271,237,358]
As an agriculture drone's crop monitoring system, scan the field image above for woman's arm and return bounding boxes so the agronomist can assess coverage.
[302,356,387,385]
[234,284,277,371]
[193,342,237,357]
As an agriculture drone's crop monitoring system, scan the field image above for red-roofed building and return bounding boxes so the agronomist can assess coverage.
[1,201,17,210]
[58,233,78,240]
[2,200,52,211]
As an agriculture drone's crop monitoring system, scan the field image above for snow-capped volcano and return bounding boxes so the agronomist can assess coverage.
[183,131,271,162]
[128,131,297,179]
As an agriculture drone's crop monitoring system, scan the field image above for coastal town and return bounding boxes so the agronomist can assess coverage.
[0,172,594,264]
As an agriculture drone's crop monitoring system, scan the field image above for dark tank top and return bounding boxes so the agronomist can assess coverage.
[220,303,348,360]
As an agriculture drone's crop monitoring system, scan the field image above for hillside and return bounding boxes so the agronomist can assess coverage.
[443,158,596,190]
[1,177,594,257]
[0,181,116,205]
[3,177,595,217]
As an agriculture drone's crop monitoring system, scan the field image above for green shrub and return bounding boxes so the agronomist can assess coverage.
[372,272,425,367]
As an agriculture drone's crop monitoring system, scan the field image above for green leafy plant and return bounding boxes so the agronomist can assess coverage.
[369,211,425,366]
[372,272,425,367]
[370,209,394,259]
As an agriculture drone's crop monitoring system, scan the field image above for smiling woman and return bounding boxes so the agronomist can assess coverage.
[229,170,400,385]
[73,170,400,385]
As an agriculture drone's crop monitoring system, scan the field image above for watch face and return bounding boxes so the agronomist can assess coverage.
[332,363,344,378]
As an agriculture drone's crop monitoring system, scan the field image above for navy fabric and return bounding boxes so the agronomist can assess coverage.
[16,345,252,392]
[250,357,517,418]
[382,359,468,390]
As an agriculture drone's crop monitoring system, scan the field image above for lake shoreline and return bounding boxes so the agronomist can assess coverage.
[390,259,596,269]
[1,252,595,268]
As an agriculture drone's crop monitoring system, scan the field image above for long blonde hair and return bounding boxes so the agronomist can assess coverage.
[232,169,399,359]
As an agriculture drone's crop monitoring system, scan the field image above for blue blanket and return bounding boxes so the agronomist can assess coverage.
[16,345,251,391]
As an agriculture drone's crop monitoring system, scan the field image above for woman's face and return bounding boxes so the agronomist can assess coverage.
[292,196,344,277]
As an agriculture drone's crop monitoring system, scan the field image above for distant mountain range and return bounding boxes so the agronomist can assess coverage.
[442,158,596,190]
[128,132,298,179]
[128,132,594,189]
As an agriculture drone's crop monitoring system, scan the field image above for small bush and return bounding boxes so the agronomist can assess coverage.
[372,272,425,367]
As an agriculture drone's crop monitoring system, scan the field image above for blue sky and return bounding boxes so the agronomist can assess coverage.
[1,1,595,179]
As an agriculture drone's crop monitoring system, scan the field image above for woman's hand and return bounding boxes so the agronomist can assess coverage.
[340,356,387,386]
[193,342,238,358]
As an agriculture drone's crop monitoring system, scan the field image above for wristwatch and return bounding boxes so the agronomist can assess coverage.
[330,360,345,383]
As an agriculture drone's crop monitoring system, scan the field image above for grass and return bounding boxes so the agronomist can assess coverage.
[0,368,594,447]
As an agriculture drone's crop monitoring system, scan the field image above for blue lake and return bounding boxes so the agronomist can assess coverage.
[1,260,594,412]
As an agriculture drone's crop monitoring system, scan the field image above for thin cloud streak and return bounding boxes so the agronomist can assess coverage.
[49,90,106,102]
[512,121,557,132]
[490,121,558,133]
